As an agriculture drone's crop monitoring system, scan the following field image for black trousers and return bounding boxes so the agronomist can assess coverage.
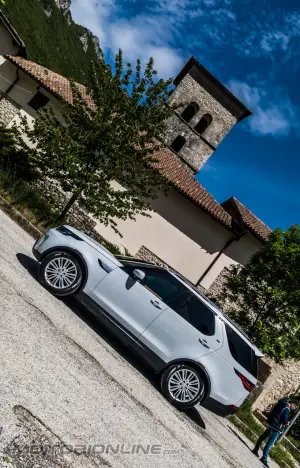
[255,427,271,447]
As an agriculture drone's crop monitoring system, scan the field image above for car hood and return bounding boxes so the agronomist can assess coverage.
[65,225,123,267]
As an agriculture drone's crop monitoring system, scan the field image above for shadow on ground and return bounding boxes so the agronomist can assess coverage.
[16,252,206,431]
[228,426,252,450]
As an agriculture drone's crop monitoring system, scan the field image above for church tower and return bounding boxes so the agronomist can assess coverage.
[165,57,251,173]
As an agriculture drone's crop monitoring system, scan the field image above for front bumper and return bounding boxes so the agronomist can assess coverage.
[32,244,42,261]
[32,232,50,261]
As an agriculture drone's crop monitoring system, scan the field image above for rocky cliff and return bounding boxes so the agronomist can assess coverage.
[54,0,71,13]
[4,0,102,84]
[46,0,102,60]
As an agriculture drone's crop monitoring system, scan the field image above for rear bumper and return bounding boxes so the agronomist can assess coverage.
[202,397,238,418]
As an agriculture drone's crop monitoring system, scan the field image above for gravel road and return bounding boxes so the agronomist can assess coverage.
[0,209,276,468]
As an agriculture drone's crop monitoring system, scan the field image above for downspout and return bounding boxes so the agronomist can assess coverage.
[195,236,236,287]
[0,68,20,103]
[195,227,248,287]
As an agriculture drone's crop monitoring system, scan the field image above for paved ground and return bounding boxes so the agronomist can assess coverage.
[0,209,277,468]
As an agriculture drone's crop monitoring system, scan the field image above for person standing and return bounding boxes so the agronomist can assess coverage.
[252,397,297,467]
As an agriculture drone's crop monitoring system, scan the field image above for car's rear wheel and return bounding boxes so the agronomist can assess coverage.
[160,364,206,409]
[39,251,83,297]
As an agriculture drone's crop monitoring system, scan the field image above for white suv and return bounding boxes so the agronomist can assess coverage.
[32,225,263,416]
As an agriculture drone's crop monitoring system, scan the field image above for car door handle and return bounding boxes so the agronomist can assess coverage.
[150,300,162,309]
[199,338,210,349]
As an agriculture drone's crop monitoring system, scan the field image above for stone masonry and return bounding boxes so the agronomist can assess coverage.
[253,360,300,411]
[34,178,119,252]
[165,71,238,172]
[0,95,20,127]
[136,245,176,271]
[207,267,230,300]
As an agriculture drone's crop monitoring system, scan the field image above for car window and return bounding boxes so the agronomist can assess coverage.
[169,293,215,336]
[225,324,258,378]
[120,262,188,303]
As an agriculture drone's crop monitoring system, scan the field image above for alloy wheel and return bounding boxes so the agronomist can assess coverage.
[168,368,201,403]
[44,257,77,289]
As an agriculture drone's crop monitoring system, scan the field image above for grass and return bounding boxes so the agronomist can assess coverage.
[0,167,125,254]
[0,168,57,233]
[230,400,296,468]
[288,435,300,454]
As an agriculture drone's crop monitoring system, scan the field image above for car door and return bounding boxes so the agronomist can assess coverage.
[139,291,223,362]
[89,263,188,337]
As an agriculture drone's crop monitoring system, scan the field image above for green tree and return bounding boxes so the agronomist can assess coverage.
[19,51,173,230]
[216,226,300,362]
[0,125,35,181]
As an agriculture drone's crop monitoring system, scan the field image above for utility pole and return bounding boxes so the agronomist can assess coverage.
[277,408,300,443]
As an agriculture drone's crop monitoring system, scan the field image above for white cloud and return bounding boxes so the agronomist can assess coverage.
[71,0,114,43]
[228,80,298,137]
[260,32,290,53]
[70,0,300,137]
[151,0,203,19]
[107,15,183,77]
[71,0,184,78]
[70,0,238,78]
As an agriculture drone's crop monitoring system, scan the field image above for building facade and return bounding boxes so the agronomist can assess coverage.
[0,49,270,291]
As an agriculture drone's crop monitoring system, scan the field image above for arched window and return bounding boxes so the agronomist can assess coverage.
[170,135,186,153]
[194,113,213,135]
[181,102,199,123]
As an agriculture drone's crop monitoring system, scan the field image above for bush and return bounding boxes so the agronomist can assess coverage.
[0,125,37,182]
[0,168,57,228]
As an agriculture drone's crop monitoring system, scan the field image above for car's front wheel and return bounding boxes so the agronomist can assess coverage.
[39,251,83,297]
[160,364,206,409]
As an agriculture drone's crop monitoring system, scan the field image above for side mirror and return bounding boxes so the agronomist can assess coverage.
[133,269,145,282]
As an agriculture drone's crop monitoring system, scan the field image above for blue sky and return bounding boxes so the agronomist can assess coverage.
[71,0,300,230]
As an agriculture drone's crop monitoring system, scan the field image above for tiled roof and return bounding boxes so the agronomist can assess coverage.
[5,56,270,241]
[153,149,232,229]
[5,55,91,106]
[222,197,271,243]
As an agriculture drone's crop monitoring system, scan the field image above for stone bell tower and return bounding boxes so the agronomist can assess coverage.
[164,57,252,173]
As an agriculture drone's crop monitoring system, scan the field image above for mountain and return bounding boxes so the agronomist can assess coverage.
[54,0,72,13]
[3,0,103,85]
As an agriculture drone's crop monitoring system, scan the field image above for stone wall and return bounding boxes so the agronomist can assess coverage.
[204,266,240,313]
[253,360,300,411]
[136,245,176,271]
[0,95,20,127]
[35,178,121,253]
[164,113,212,171]
[166,71,237,172]
[206,267,230,298]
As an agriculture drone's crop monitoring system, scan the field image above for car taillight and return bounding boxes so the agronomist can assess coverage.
[234,369,255,392]
[229,405,238,411]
